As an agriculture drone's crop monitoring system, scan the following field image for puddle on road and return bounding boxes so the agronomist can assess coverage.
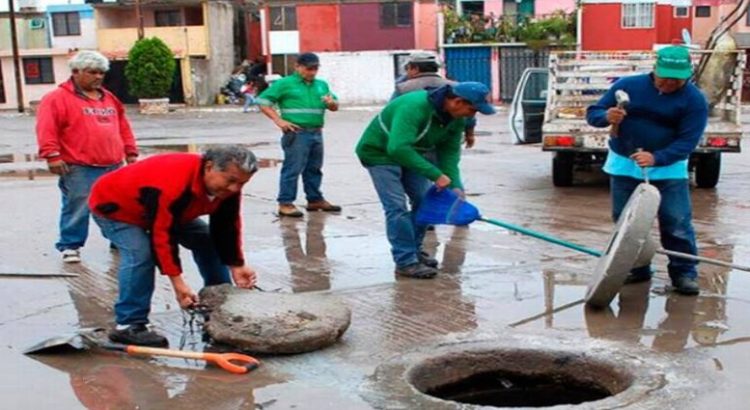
[0,143,280,179]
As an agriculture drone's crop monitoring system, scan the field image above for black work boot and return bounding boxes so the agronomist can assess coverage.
[395,263,437,279]
[109,324,169,347]
[672,277,700,296]
[418,251,439,268]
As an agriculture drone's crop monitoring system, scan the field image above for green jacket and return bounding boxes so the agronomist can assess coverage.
[355,90,465,189]
[257,72,337,128]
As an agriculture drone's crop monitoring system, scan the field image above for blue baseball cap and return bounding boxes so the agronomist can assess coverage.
[452,82,495,115]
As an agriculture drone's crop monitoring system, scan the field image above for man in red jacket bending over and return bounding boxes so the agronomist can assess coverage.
[36,50,138,264]
[89,146,258,346]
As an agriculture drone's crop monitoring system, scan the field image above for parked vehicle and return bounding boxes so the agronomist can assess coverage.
[509,50,745,188]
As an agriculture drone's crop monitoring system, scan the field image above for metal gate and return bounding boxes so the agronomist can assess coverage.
[499,46,550,102]
[444,46,492,88]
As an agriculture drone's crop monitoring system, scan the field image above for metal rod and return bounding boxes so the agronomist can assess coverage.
[657,249,750,272]
[478,217,750,273]
[479,217,602,257]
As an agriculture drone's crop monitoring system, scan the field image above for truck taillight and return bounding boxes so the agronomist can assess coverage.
[707,136,727,147]
[544,135,578,147]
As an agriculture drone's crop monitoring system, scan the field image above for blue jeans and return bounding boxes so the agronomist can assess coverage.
[277,129,325,204]
[610,176,698,281]
[93,216,231,325]
[56,164,119,252]
[242,93,256,111]
[366,164,431,268]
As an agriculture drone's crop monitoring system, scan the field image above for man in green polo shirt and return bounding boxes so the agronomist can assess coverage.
[356,82,495,279]
[257,52,341,217]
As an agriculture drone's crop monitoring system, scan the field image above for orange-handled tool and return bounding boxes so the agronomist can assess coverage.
[99,341,260,374]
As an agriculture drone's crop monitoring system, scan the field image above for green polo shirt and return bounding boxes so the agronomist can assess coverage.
[257,72,337,128]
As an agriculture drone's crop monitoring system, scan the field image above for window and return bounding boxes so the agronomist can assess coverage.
[155,10,182,27]
[271,54,298,76]
[674,7,689,18]
[695,6,711,18]
[23,57,55,85]
[270,6,296,31]
[621,3,654,28]
[380,2,413,28]
[51,12,80,36]
[0,65,5,104]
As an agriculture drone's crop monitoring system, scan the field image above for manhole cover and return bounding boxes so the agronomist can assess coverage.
[410,349,626,407]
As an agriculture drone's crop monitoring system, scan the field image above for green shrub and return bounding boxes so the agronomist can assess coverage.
[125,37,176,99]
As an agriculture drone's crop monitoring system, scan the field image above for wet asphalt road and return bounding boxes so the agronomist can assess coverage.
[0,107,749,409]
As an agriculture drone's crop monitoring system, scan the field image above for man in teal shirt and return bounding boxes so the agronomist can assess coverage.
[258,53,341,217]
[356,82,495,279]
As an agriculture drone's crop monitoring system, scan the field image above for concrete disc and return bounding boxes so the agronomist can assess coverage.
[585,183,660,308]
[633,234,658,269]
[200,284,351,354]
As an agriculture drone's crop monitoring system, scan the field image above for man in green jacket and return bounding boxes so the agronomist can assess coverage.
[356,82,495,278]
[258,52,341,217]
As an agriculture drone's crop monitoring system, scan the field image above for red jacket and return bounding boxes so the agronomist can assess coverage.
[36,78,138,166]
[89,154,245,276]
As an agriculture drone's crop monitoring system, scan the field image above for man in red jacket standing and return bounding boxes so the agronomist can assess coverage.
[36,50,138,264]
[90,146,259,346]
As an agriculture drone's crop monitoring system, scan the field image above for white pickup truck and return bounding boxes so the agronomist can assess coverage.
[509,50,745,188]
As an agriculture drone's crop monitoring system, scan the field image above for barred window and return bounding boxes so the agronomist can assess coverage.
[622,3,654,29]
[23,57,55,85]
[380,2,413,28]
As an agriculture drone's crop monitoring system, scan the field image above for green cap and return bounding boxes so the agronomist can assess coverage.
[655,46,692,80]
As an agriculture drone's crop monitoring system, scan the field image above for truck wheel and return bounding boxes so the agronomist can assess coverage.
[552,152,574,187]
[695,152,721,189]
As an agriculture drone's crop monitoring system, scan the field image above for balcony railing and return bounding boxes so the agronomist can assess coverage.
[97,26,208,57]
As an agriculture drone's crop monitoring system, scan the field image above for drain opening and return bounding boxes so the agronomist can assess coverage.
[408,349,632,408]
[425,370,611,407]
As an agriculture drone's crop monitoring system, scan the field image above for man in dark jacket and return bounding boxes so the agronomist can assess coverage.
[392,52,476,148]
[90,146,259,346]
[586,45,708,296]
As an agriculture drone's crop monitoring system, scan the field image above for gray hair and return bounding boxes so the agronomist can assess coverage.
[203,145,258,174]
[69,50,110,72]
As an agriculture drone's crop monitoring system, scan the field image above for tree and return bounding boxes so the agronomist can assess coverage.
[125,37,176,99]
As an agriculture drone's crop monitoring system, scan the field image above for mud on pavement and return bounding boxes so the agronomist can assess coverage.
[1,109,750,409]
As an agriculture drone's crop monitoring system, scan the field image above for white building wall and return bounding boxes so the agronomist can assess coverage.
[317,51,418,106]
[0,51,70,110]
[50,13,97,50]
[47,4,97,50]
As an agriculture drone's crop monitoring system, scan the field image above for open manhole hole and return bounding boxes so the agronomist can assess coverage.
[407,349,632,408]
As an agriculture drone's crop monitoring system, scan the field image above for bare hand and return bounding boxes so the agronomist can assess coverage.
[435,174,452,190]
[170,277,199,309]
[464,130,475,149]
[606,107,626,125]
[275,119,301,133]
[48,159,69,175]
[125,154,138,164]
[630,150,655,167]
[230,265,257,289]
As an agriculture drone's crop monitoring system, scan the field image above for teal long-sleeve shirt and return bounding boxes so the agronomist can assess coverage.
[355,90,465,189]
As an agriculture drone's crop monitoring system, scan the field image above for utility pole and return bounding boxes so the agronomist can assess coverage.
[136,0,144,39]
[8,0,25,113]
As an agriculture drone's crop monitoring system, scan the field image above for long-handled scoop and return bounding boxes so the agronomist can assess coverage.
[416,186,750,272]
[24,328,260,375]
[95,340,260,375]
